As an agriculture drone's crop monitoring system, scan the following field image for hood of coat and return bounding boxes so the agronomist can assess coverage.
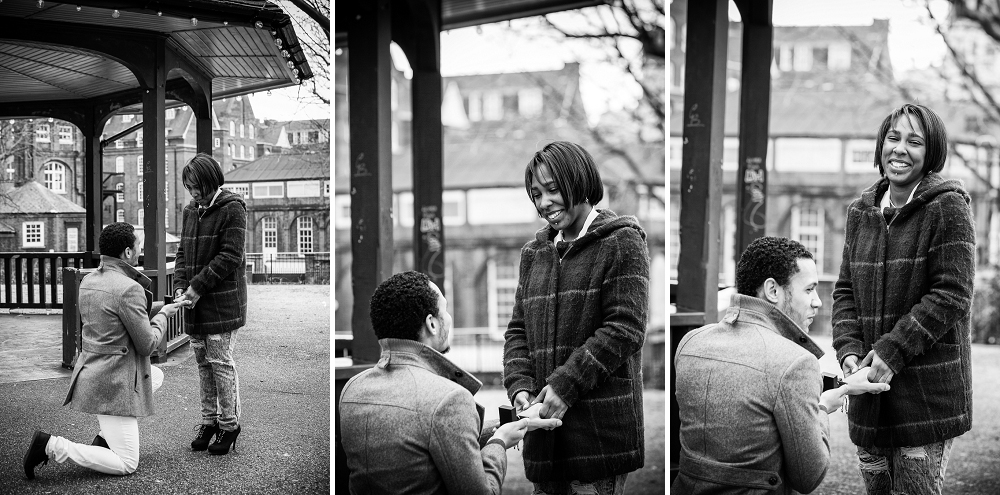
[534,208,646,248]
[185,188,247,214]
[861,172,971,218]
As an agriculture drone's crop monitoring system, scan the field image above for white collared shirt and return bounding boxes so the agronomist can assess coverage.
[554,207,600,243]
[880,180,920,212]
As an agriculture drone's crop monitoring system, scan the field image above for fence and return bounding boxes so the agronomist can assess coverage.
[61,264,187,368]
[0,252,86,309]
[245,252,330,284]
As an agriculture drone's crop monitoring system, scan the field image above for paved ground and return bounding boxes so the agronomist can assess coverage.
[0,285,331,493]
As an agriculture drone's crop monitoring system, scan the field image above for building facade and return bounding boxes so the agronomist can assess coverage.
[334,51,666,340]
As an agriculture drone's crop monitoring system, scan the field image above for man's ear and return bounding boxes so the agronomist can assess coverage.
[760,278,781,304]
[424,314,439,336]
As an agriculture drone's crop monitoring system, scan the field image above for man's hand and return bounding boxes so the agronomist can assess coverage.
[513,391,535,414]
[158,302,184,319]
[819,385,848,413]
[841,354,861,378]
[491,419,529,449]
[532,385,568,421]
[843,366,891,395]
[860,349,895,384]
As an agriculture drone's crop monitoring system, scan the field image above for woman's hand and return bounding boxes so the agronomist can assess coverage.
[513,391,535,415]
[860,349,895,384]
[841,354,861,378]
[182,287,201,307]
[532,385,568,420]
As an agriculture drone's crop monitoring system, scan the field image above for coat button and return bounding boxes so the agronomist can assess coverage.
[799,337,807,343]
[144,374,149,379]
[768,475,778,485]
[121,349,127,353]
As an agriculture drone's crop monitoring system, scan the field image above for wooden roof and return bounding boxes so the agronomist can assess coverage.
[334,0,607,44]
[0,0,312,107]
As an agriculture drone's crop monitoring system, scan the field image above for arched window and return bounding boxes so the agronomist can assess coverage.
[229,121,236,136]
[43,162,66,193]
[249,124,255,139]
[115,156,124,173]
[115,183,124,203]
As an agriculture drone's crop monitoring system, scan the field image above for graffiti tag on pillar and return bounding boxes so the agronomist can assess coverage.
[355,218,365,244]
[353,152,371,178]
[686,104,705,128]
[420,206,444,279]
[742,157,766,232]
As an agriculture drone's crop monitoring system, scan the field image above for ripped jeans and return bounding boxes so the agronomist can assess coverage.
[532,474,627,495]
[190,330,241,431]
[856,438,955,495]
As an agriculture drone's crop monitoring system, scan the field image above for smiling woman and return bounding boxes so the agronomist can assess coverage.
[833,103,976,494]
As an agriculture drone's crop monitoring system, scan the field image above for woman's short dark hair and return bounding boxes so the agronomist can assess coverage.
[182,153,225,197]
[874,103,949,176]
[524,141,604,207]
[369,271,439,341]
[736,236,814,296]
[99,222,136,258]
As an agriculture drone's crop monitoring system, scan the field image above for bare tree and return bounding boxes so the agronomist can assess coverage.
[0,119,35,212]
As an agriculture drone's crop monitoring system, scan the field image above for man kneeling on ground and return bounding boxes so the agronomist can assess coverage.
[339,270,562,494]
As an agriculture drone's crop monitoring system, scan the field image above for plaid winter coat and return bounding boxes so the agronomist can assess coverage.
[833,173,975,448]
[503,209,648,483]
[173,189,248,335]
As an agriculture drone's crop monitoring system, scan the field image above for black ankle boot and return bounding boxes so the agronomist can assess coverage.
[208,425,241,455]
[23,430,50,480]
[191,422,221,451]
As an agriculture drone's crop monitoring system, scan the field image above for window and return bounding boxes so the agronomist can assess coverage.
[442,190,466,226]
[287,180,320,198]
[297,216,314,253]
[116,209,125,222]
[518,88,543,118]
[487,256,519,339]
[116,183,124,203]
[115,139,123,149]
[262,217,277,249]
[249,124,255,139]
[229,121,235,136]
[813,46,829,69]
[229,144,234,156]
[791,204,825,273]
[829,43,852,70]
[324,181,330,197]
[58,125,73,143]
[165,209,169,229]
[66,227,79,252]
[287,132,295,144]
[240,145,245,159]
[226,183,250,198]
[214,137,221,148]
[135,129,143,147]
[115,156,124,173]
[308,131,319,143]
[240,123,245,138]
[165,108,176,120]
[137,209,144,227]
[137,156,143,176]
[793,44,813,71]
[248,146,254,159]
[137,181,143,202]
[670,197,680,279]
[391,122,400,154]
[468,92,482,122]
[43,162,66,193]
[778,45,793,71]
[122,114,134,123]
[483,92,503,120]
[164,182,169,202]
[36,124,50,142]
[253,182,284,198]
[23,222,44,248]
[845,140,877,173]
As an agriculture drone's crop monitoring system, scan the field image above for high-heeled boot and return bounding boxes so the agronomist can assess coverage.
[208,424,241,455]
[191,422,221,451]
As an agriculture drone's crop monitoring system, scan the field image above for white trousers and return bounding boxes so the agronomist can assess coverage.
[45,365,163,475]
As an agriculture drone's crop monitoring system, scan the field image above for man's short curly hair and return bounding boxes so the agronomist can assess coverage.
[369,271,439,341]
[736,236,814,296]
[99,222,136,258]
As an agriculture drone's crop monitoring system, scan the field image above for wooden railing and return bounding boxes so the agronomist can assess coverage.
[0,252,86,309]
[61,263,188,368]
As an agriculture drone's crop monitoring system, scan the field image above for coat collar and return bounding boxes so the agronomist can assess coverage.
[723,293,824,360]
[375,338,483,396]
[97,255,151,289]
